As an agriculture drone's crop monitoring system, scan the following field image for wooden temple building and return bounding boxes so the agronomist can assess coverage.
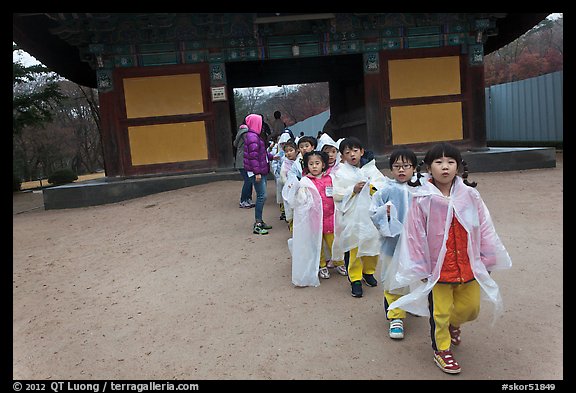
[13,13,554,208]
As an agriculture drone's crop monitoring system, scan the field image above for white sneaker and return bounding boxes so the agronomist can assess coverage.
[319,267,330,279]
[335,265,348,276]
[389,319,404,339]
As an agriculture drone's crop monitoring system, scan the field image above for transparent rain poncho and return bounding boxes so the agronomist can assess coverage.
[331,160,388,261]
[284,176,323,287]
[387,176,512,324]
[369,179,417,293]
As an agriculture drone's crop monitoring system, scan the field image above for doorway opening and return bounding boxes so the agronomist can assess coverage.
[232,82,329,137]
[226,54,364,143]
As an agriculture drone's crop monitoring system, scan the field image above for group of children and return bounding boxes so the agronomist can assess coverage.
[265,131,512,375]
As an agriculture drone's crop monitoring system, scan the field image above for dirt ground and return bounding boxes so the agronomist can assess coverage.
[13,153,563,381]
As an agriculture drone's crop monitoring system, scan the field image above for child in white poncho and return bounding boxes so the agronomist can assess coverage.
[283,136,317,232]
[331,137,387,298]
[279,139,298,227]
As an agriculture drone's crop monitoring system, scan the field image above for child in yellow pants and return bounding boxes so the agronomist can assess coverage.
[370,147,419,338]
[347,247,378,285]
[331,137,387,298]
[319,233,346,278]
[429,280,481,353]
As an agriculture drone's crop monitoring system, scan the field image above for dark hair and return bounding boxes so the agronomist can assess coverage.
[297,135,318,149]
[302,151,328,175]
[416,142,477,187]
[407,160,426,187]
[282,139,297,151]
[258,113,271,138]
[389,147,418,170]
[338,137,363,154]
[388,147,420,187]
[274,110,281,119]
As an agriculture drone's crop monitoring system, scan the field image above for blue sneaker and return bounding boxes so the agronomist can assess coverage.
[351,280,363,297]
[389,319,404,339]
[362,273,378,287]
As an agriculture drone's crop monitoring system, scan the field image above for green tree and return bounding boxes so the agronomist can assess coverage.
[13,44,64,135]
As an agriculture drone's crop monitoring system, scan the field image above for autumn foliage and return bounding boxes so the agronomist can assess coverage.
[484,15,563,86]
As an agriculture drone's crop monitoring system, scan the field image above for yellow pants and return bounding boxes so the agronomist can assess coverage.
[429,280,481,351]
[347,247,378,283]
[384,291,406,320]
[320,233,344,268]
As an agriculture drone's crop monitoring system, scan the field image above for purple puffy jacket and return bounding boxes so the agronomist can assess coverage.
[243,114,273,175]
[243,131,272,175]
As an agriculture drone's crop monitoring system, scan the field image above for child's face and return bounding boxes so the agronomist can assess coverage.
[391,156,415,183]
[283,146,297,161]
[322,146,338,166]
[298,141,314,155]
[428,155,458,186]
[307,155,325,176]
[341,146,364,167]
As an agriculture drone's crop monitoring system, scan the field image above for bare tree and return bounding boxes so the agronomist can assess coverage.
[53,81,103,173]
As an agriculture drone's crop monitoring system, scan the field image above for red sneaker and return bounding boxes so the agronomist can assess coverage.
[433,350,461,374]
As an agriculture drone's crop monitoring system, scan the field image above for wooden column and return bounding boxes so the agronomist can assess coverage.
[209,61,234,168]
[212,99,234,168]
[467,64,488,149]
[97,89,124,177]
[363,52,388,155]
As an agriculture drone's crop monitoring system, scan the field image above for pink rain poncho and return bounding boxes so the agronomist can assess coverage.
[387,176,512,323]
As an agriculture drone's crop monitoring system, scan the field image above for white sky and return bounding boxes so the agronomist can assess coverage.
[13,44,42,66]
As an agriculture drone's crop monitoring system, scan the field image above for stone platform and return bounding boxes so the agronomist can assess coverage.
[42,147,557,210]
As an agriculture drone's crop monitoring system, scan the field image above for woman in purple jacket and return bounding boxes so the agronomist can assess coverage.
[243,114,275,235]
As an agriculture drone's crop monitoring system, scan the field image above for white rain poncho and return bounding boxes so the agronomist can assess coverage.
[387,176,512,323]
[269,144,284,204]
[285,176,323,287]
[317,133,342,176]
[274,133,293,205]
[331,160,388,261]
[317,133,340,153]
[282,162,299,222]
[369,179,418,293]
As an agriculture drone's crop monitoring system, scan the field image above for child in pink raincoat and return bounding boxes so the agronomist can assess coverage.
[387,142,512,374]
[287,151,345,286]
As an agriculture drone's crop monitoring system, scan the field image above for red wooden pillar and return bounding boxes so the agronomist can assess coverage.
[98,89,124,177]
[467,64,488,150]
[363,51,388,155]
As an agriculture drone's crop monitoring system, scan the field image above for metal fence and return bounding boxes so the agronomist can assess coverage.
[485,71,563,143]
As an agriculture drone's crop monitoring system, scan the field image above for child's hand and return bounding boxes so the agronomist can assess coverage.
[353,181,366,194]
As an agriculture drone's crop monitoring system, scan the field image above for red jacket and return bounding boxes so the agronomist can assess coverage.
[438,216,475,283]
